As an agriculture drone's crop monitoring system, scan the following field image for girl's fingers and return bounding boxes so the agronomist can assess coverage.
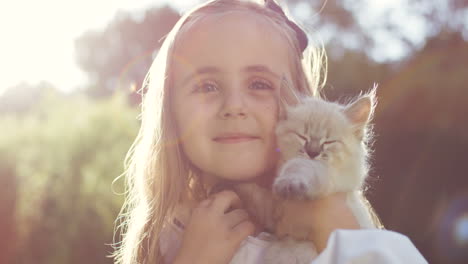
[197,198,212,208]
[231,220,255,243]
[224,209,249,228]
[210,190,242,214]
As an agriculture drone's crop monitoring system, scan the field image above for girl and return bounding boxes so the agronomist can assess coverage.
[113,0,427,263]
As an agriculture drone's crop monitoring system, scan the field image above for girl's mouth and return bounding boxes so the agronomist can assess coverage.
[213,133,259,144]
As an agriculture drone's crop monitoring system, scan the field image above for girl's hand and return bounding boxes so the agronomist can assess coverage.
[276,192,360,253]
[173,190,255,264]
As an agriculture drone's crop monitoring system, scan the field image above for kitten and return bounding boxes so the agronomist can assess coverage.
[233,88,381,264]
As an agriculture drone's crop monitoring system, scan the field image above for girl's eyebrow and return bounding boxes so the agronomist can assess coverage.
[180,66,220,87]
[244,65,281,80]
[179,64,281,86]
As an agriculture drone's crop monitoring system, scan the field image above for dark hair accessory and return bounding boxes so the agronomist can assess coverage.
[265,0,308,54]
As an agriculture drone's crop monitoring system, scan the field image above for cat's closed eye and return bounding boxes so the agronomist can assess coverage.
[304,140,341,159]
[285,130,308,146]
[320,140,343,156]
[290,131,307,142]
[321,140,342,150]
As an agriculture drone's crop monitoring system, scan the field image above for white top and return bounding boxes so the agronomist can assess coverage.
[160,217,428,264]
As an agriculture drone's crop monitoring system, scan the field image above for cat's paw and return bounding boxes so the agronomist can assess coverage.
[274,157,328,200]
[273,177,309,200]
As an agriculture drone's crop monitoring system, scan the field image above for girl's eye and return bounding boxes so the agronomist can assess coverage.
[249,79,273,90]
[194,81,218,93]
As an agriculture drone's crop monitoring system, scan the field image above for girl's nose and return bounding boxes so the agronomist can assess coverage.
[218,90,247,120]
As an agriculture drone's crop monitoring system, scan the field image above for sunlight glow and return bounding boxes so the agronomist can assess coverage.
[0,0,195,93]
[1,0,431,93]
[454,213,468,247]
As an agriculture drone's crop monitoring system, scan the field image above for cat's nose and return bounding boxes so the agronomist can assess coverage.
[306,149,320,159]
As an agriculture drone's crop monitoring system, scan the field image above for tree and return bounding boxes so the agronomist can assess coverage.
[75,6,180,97]
[286,0,468,61]
[0,81,59,116]
[0,90,139,264]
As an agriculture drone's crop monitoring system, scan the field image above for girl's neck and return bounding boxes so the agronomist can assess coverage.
[201,168,275,194]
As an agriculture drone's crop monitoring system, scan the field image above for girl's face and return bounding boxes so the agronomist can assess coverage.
[171,12,294,184]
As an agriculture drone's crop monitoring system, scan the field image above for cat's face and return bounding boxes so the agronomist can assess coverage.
[275,94,374,167]
[274,94,375,197]
[276,98,353,164]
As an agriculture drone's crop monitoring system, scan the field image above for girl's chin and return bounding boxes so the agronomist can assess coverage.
[203,168,275,189]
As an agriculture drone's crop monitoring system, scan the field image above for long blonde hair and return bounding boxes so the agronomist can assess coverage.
[112,1,326,263]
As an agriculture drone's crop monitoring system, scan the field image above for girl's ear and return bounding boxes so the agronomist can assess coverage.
[343,87,377,139]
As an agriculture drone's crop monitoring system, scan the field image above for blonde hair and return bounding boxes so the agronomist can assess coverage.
[112,1,326,263]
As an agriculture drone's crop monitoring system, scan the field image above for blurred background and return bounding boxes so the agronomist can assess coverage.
[1,0,467,263]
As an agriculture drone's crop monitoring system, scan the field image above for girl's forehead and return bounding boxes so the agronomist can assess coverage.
[179,11,289,49]
[173,11,293,81]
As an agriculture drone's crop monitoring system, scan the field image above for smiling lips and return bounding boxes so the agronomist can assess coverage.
[213,133,259,143]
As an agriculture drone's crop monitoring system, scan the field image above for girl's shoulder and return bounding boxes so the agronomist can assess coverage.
[311,229,428,264]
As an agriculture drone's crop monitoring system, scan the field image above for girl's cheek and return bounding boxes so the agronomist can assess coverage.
[265,104,279,121]
[250,92,279,109]
[264,99,280,121]
[187,95,219,114]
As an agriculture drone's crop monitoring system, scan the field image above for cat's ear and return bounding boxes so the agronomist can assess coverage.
[343,87,377,139]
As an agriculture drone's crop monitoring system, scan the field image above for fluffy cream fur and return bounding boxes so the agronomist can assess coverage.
[234,89,381,264]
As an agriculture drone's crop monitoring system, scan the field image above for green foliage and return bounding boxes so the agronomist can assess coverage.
[0,90,138,264]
